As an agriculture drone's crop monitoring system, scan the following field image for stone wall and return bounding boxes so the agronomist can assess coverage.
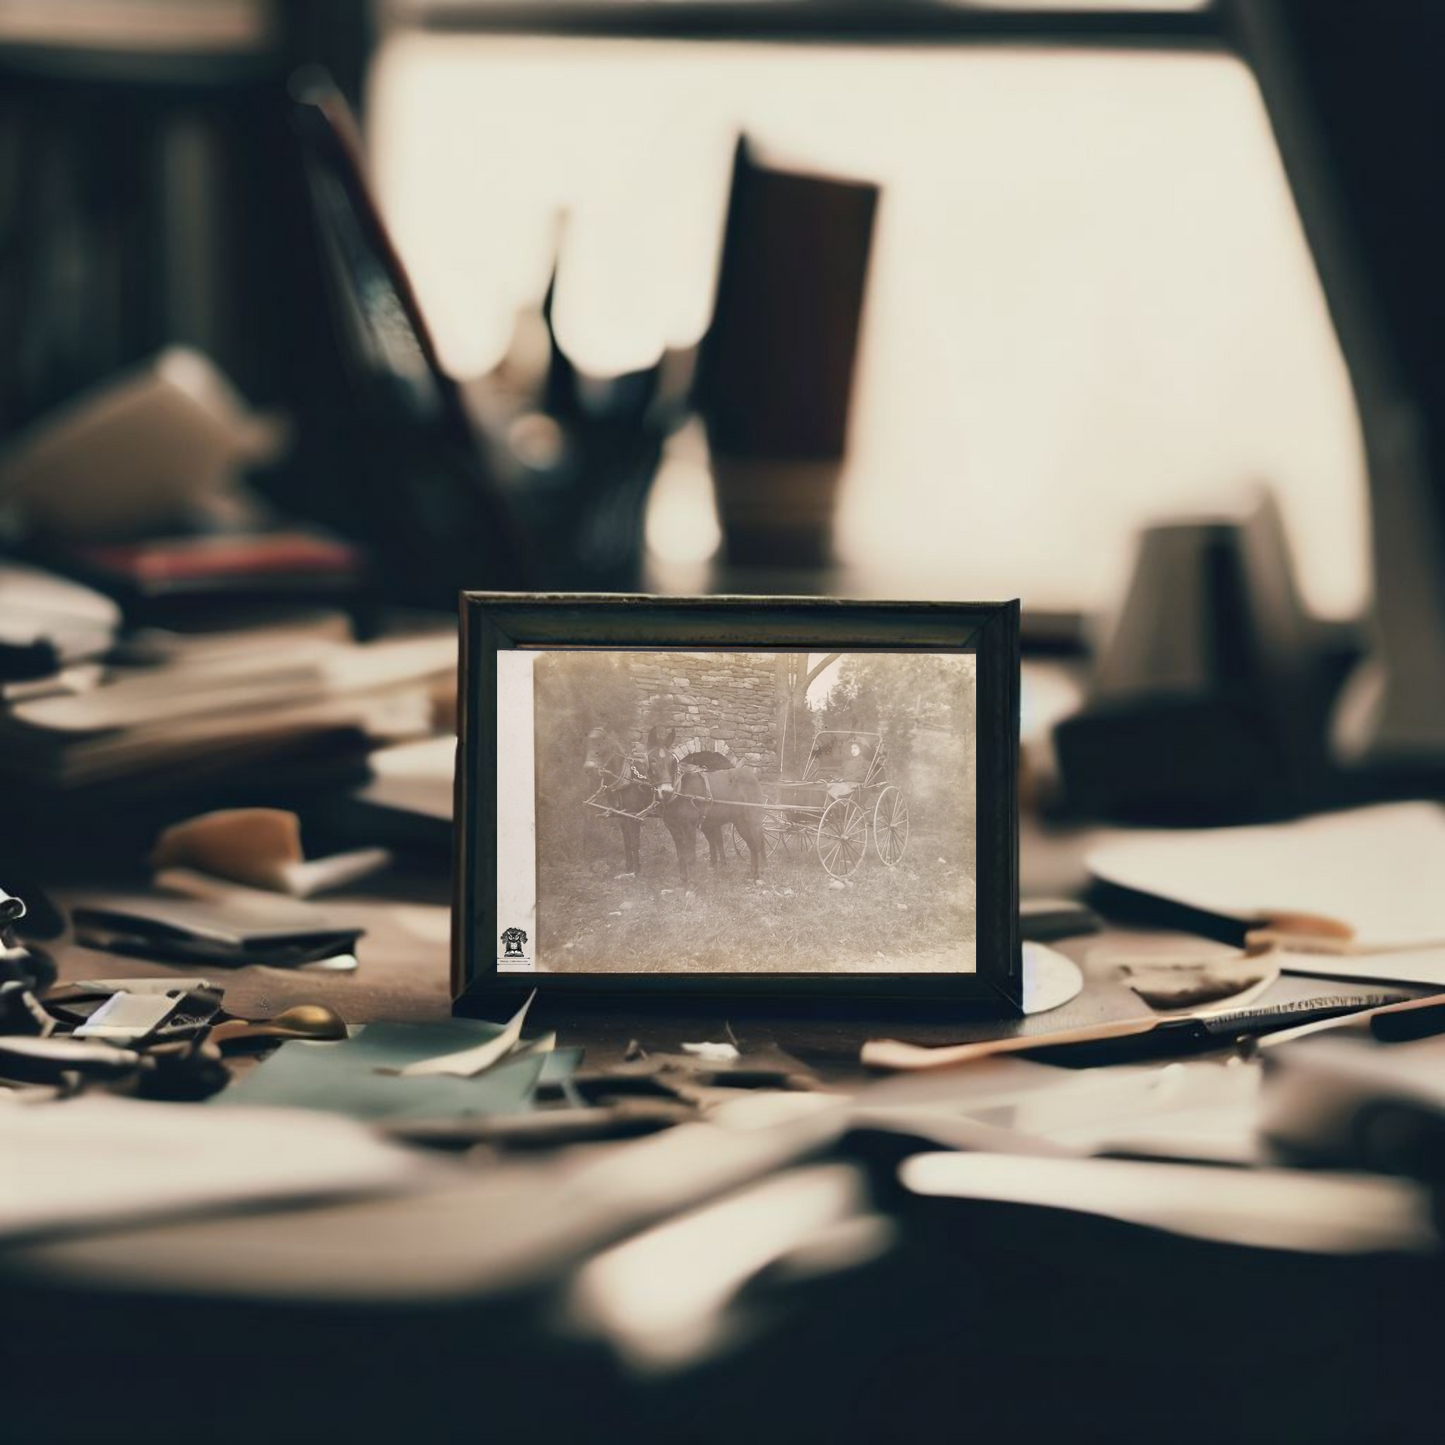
[626,653,778,771]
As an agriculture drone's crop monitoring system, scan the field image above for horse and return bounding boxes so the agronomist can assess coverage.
[582,726,655,876]
[643,727,767,885]
[583,726,736,876]
[648,728,748,869]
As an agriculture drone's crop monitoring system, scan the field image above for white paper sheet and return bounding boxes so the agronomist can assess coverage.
[901,1152,1435,1254]
[398,990,536,1078]
[0,1098,424,1243]
[1087,802,1445,949]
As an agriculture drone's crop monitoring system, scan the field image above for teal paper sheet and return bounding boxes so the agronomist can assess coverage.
[212,1021,582,1120]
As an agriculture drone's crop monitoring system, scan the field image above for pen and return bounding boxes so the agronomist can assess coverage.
[1258,990,1445,1048]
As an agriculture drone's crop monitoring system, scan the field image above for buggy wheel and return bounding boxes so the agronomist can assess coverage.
[763,811,790,859]
[818,797,867,879]
[874,786,910,867]
[731,823,749,859]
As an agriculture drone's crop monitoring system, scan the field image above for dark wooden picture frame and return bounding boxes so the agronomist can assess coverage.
[454,594,1020,1013]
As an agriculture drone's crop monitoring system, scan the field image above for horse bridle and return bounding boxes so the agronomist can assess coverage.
[586,731,719,823]
[585,730,668,821]
[590,730,646,789]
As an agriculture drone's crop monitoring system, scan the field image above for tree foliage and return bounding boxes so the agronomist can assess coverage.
[532,652,640,854]
[773,653,838,777]
[815,654,976,782]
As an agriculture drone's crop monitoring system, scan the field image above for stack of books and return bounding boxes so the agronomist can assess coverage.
[0,582,455,853]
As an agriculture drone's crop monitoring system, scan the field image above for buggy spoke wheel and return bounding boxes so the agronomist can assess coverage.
[818,798,867,878]
[873,786,910,867]
[731,823,749,859]
[763,812,789,859]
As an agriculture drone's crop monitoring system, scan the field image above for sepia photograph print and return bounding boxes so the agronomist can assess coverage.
[499,649,978,976]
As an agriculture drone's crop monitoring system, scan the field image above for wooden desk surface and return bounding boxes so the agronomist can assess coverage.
[49,865,457,1028]
[43,842,1355,1084]
[27,813,1418,1078]
[13,834,1444,1445]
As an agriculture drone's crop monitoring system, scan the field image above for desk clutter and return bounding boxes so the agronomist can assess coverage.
[1,603,451,796]
[10,851,1445,1266]
[5,9,1445,1432]
[6,568,1445,1394]
[12,831,1445,1445]
[0,559,456,871]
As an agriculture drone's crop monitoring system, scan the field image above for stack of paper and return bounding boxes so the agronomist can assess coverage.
[0,560,119,662]
[0,630,454,790]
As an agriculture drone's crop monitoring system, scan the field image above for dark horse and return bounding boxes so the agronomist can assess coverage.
[643,727,767,885]
[583,726,652,875]
[584,726,737,876]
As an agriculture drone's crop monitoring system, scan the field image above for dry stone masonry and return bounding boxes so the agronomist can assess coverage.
[626,653,779,772]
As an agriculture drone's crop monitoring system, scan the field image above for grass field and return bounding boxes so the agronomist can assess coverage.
[536,731,976,975]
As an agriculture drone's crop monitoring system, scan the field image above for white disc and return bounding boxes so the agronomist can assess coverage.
[1021,943,1085,1016]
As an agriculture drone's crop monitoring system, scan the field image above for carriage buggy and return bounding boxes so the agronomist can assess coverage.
[756,730,911,880]
[583,726,909,882]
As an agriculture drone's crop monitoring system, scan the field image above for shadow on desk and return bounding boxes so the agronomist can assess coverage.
[2,1159,1438,1444]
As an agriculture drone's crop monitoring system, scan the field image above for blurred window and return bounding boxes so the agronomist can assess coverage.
[367,21,1367,618]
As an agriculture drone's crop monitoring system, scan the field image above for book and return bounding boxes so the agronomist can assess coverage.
[0,632,454,789]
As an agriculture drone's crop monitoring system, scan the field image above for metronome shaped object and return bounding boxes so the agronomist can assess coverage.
[1054,492,1336,823]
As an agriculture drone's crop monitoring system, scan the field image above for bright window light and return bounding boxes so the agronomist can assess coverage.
[369,34,1367,619]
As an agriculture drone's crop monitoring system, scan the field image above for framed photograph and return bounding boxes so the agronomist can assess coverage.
[454,594,1020,1011]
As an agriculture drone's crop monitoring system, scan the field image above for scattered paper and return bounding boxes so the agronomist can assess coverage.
[1088,802,1445,950]
[512,1031,558,1060]
[84,882,350,945]
[680,1041,741,1063]
[900,1151,1435,1254]
[290,953,359,973]
[862,972,1325,1073]
[274,849,391,898]
[848,1055,1264,1165]
[16,634,454,735]
[569,1165,878,1371]
[72,990,181,1042]
[213,1017,571,1120]
[0,1097,422,1244]
[399,991,537,1078]
[73,882,362,972]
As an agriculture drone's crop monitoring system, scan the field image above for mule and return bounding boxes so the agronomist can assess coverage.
[648,729,745,869]
[643,727,767,885]
[584,726,736,876]
[582,726,653,875]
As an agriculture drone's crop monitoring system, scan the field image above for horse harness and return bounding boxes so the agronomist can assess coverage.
[677,764,716,821]
[585,732,667,823]
[585,736,718,824]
